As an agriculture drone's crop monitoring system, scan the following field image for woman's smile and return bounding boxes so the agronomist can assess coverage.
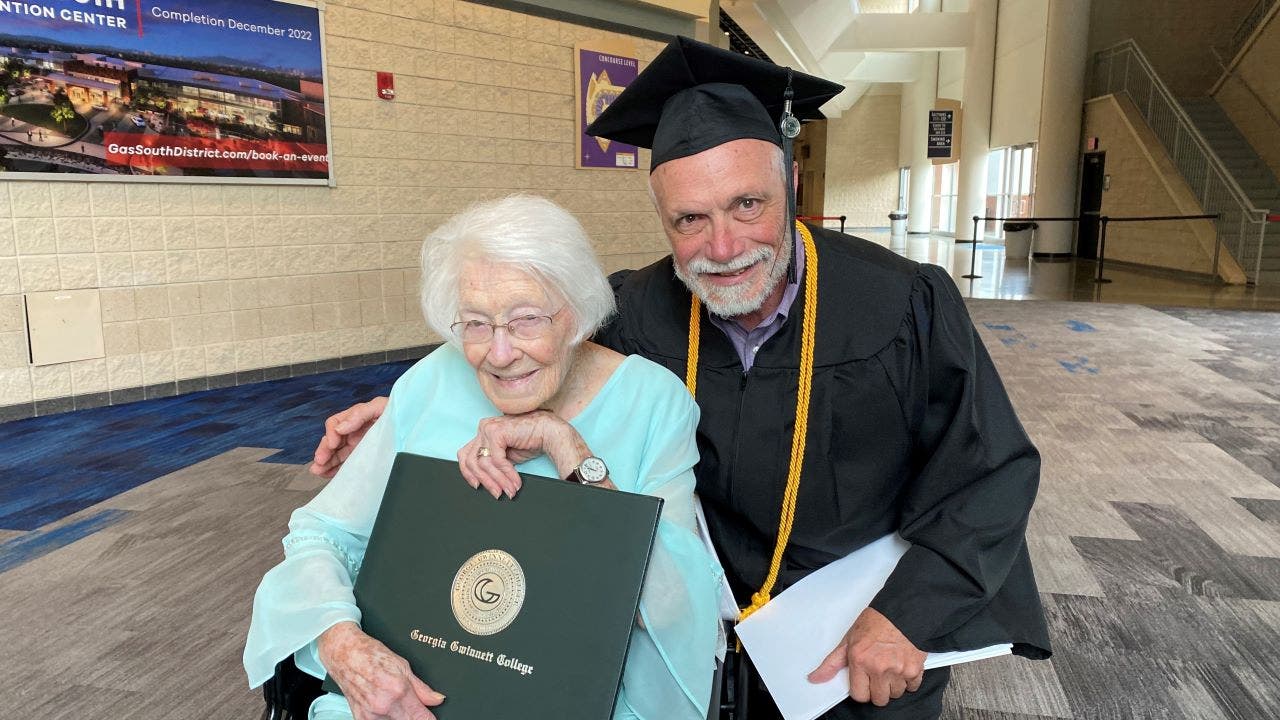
[490,368,539,389]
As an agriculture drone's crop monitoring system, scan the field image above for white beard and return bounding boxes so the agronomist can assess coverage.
[673,234,793,318]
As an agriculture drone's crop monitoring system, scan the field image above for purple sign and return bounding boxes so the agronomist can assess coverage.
[576,48,637,169]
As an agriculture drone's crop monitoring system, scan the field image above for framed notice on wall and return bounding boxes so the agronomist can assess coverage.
[574,41,638,170]
[928,99,962,165]
[0,0,333,185]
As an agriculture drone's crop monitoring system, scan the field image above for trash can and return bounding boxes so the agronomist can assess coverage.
[889,211,908,246]
[1002,220,1038,260]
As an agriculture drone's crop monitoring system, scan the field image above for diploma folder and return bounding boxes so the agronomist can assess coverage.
[322,453,663,718]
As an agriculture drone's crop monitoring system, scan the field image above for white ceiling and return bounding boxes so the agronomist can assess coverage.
[720,0,973,116]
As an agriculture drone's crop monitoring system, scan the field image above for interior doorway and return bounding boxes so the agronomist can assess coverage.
[1078,152,1105,258]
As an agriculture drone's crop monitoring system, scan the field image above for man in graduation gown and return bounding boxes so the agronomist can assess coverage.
[311,36,1050,719]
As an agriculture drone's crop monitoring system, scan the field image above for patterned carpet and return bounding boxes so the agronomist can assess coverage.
[0,361,411,532]
[943,302,1280,720]
[1,301,1278,719]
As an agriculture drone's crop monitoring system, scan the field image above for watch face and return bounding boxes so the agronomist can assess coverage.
[579,456,608,484]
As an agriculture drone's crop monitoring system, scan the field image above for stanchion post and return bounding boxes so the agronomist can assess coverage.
[962,216,982,280]
[839,215,846,234]
[1212,235,1221,281]
[1093,216,1112,284]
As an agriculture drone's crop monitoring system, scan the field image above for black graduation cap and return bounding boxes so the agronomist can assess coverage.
[588,36,844,281]
[585,36,844,170]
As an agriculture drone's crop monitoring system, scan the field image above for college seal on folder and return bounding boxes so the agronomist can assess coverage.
[450,549,526,636]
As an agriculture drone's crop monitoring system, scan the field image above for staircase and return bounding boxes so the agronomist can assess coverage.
[1091,41,1275,284]
[1182,99,1280,211]
[1182,98,1280,284]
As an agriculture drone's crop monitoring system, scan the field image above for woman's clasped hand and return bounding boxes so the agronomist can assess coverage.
[457,411,616,497]
[317,622,445,720]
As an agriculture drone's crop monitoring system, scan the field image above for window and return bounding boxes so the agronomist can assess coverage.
[897,167,910,212]
[984,145,1036,238]
[932,162,959,233]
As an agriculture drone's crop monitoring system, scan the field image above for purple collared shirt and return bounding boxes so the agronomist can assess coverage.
[706,235,804,372]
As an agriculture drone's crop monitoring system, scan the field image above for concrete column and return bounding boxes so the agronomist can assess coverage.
[907,54,939,234]
[907,0,940,235]
[954,0,996,241]
[1032,0,1092,255]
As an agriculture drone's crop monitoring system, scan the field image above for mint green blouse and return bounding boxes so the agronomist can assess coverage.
[244,344,725,719]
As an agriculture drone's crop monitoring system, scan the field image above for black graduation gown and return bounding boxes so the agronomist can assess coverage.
[595,226,1052,660]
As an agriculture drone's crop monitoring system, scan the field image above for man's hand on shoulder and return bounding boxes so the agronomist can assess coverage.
[807,606,926,707]
[310,396,389,478]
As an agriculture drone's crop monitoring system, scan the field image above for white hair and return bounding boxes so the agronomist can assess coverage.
[420,195,615,347]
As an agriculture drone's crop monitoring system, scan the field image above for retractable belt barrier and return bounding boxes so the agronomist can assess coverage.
[1093,214,1219,283]
[964,216,1081,280]
[963,214,1221,283]
[797,214,847,234]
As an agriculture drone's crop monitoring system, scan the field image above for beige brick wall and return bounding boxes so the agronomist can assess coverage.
[1214,9,1280,184]
[1083,95,1247,283]
[0,0,672,408]
[823,91,901,228]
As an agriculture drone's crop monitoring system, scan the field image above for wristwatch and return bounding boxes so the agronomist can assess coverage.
[566,456,608,485]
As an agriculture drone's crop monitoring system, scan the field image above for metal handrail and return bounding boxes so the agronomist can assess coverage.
[1095,41,1264,216]
[1209,45,1280,134]
[1223,0,1278,63]
[1092,39,1271,283]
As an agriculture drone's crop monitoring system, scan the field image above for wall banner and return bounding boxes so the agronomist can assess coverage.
[0,0,331,184]
[574,41,637,170]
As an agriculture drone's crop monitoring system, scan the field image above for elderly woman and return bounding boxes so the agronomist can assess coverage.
[244,195,723,720]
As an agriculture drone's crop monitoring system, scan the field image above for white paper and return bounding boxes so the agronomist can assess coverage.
[694,497,747,621]
[734,533,1012,720]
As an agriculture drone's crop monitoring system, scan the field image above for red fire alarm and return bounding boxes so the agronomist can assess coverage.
[377,72,395,101]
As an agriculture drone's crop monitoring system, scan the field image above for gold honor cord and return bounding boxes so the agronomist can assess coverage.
[685,222,818,623]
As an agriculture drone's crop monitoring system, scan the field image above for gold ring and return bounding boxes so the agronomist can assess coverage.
[477,446,491,458]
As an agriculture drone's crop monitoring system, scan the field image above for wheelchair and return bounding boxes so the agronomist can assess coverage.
[261,622,750,720]
[259,655,321,720]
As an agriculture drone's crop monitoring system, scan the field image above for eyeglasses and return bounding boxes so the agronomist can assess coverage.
[450,311,560,343]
